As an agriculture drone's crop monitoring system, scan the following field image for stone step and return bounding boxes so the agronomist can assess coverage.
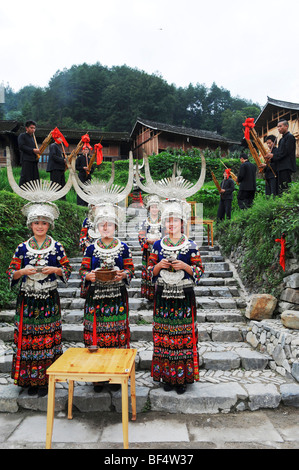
[1,368,297,414]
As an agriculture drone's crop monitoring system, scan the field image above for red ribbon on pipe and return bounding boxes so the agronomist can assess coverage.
[94,142,103,165]
[242,117,255,140]
[81,133,93,150]
[51,127,69,147]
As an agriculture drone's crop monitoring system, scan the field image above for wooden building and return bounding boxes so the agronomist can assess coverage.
[254,97,299,156]
[0,122,131,168]
[130,117,239,158]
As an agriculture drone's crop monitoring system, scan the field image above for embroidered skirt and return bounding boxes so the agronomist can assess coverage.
[151,287,199,385]
[11,290,62,387]
[141,248,155,301]
[83,286,130,348]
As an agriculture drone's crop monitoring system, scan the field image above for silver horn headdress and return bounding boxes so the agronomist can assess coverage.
[6,146,72,228]
[71,151,134,235]
[135,153,206,223]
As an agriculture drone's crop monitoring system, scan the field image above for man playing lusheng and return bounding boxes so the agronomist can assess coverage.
[237,153,256,209]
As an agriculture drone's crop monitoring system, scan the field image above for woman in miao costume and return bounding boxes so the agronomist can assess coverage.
[71,153,134,392]
[76,159,115,253]
[135,156,206,394]
[138,194,162,301]
[5,148,72,397]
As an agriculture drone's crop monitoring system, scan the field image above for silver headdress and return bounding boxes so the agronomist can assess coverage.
[143,193,162,210]
[6,146,72,228]
[135,153,206,223]
[71,151,134,235]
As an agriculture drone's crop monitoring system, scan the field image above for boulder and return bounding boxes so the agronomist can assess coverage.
[281,310,299,330]
[245,294,277,320]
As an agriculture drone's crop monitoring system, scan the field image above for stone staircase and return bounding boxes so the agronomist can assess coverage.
[1,207,299,414]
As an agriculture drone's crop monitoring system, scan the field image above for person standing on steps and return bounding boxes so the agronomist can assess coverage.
[71,151,135,393]
[138,194,162,301]
[216,169,235,221]
[148,199,204,395]
[5,150,72,397]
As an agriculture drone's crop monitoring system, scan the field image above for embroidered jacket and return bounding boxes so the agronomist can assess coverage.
[6,236,72,298]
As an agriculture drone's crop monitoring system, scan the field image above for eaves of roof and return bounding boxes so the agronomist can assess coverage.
[131,117,239,145]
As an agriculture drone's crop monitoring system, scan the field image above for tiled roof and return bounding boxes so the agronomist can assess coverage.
[131,117,239,145]
[0,120,21,133]
[255,96,299,131]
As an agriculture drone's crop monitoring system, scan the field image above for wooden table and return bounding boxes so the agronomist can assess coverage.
[45,347,137,449]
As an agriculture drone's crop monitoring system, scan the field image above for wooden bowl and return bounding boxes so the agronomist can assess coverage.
[87,345,99,353]
[95,268,116,282]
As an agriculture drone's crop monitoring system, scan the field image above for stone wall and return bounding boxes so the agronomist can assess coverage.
[246,319,299,382]
[278,272,299,314]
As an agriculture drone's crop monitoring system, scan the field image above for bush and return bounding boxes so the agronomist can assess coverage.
[215,182,299,295]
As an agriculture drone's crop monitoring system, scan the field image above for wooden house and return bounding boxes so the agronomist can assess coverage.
[0,122,131,169]
[254,97,299,156]
[130,117,239,158]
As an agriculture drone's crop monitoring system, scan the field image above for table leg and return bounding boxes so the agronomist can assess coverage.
[45,376,56,449]
[121,378,129,449]
[130,363,136,421]
[211,223,214,247]
[207,224,210,246]
[68,380,74,420]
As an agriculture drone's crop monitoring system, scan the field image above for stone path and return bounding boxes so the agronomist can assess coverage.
[1,207,299,415]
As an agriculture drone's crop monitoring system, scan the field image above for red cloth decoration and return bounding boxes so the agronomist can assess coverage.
[275,233,286,271]
[81,133,93,150]
[242,117,255,140]
[225,168,231,176]
[51,127,69,147]
[94,142,103,165]
[14,299,24,384]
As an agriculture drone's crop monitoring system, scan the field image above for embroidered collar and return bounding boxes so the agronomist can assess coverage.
[26,235,55,254]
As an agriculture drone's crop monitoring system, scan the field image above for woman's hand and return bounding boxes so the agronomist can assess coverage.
[86,270,96,282]
[171,259,193,276]
[114,269,127,281]
[41,266,62,276]
[152,258,171,276]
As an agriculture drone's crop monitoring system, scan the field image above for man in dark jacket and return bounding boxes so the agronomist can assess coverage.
[75,148,95,206]
[18,120,41,186]
[261,135,278,197]
[265,120,296,194]
[217,169,235,221]
[237,153,256,209]
[46,142,66,198]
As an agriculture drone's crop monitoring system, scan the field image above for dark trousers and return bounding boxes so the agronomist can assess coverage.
[265,177,278,196]
[238,190,255,209]
[50,170,66,200]
[277,170,292,195]
[19,161,39,187]
[217,198,232,221]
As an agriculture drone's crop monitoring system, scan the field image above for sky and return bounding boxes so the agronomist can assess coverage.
[1,0,299,108]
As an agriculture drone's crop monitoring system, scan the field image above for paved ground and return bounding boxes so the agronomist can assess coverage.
[1,405,299,451]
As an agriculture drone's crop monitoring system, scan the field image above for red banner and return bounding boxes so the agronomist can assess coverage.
[275,234,286,271]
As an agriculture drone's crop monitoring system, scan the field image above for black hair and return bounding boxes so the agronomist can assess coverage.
[240,153,248,160]
[25,120,36,127]
[266,134,276,143]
